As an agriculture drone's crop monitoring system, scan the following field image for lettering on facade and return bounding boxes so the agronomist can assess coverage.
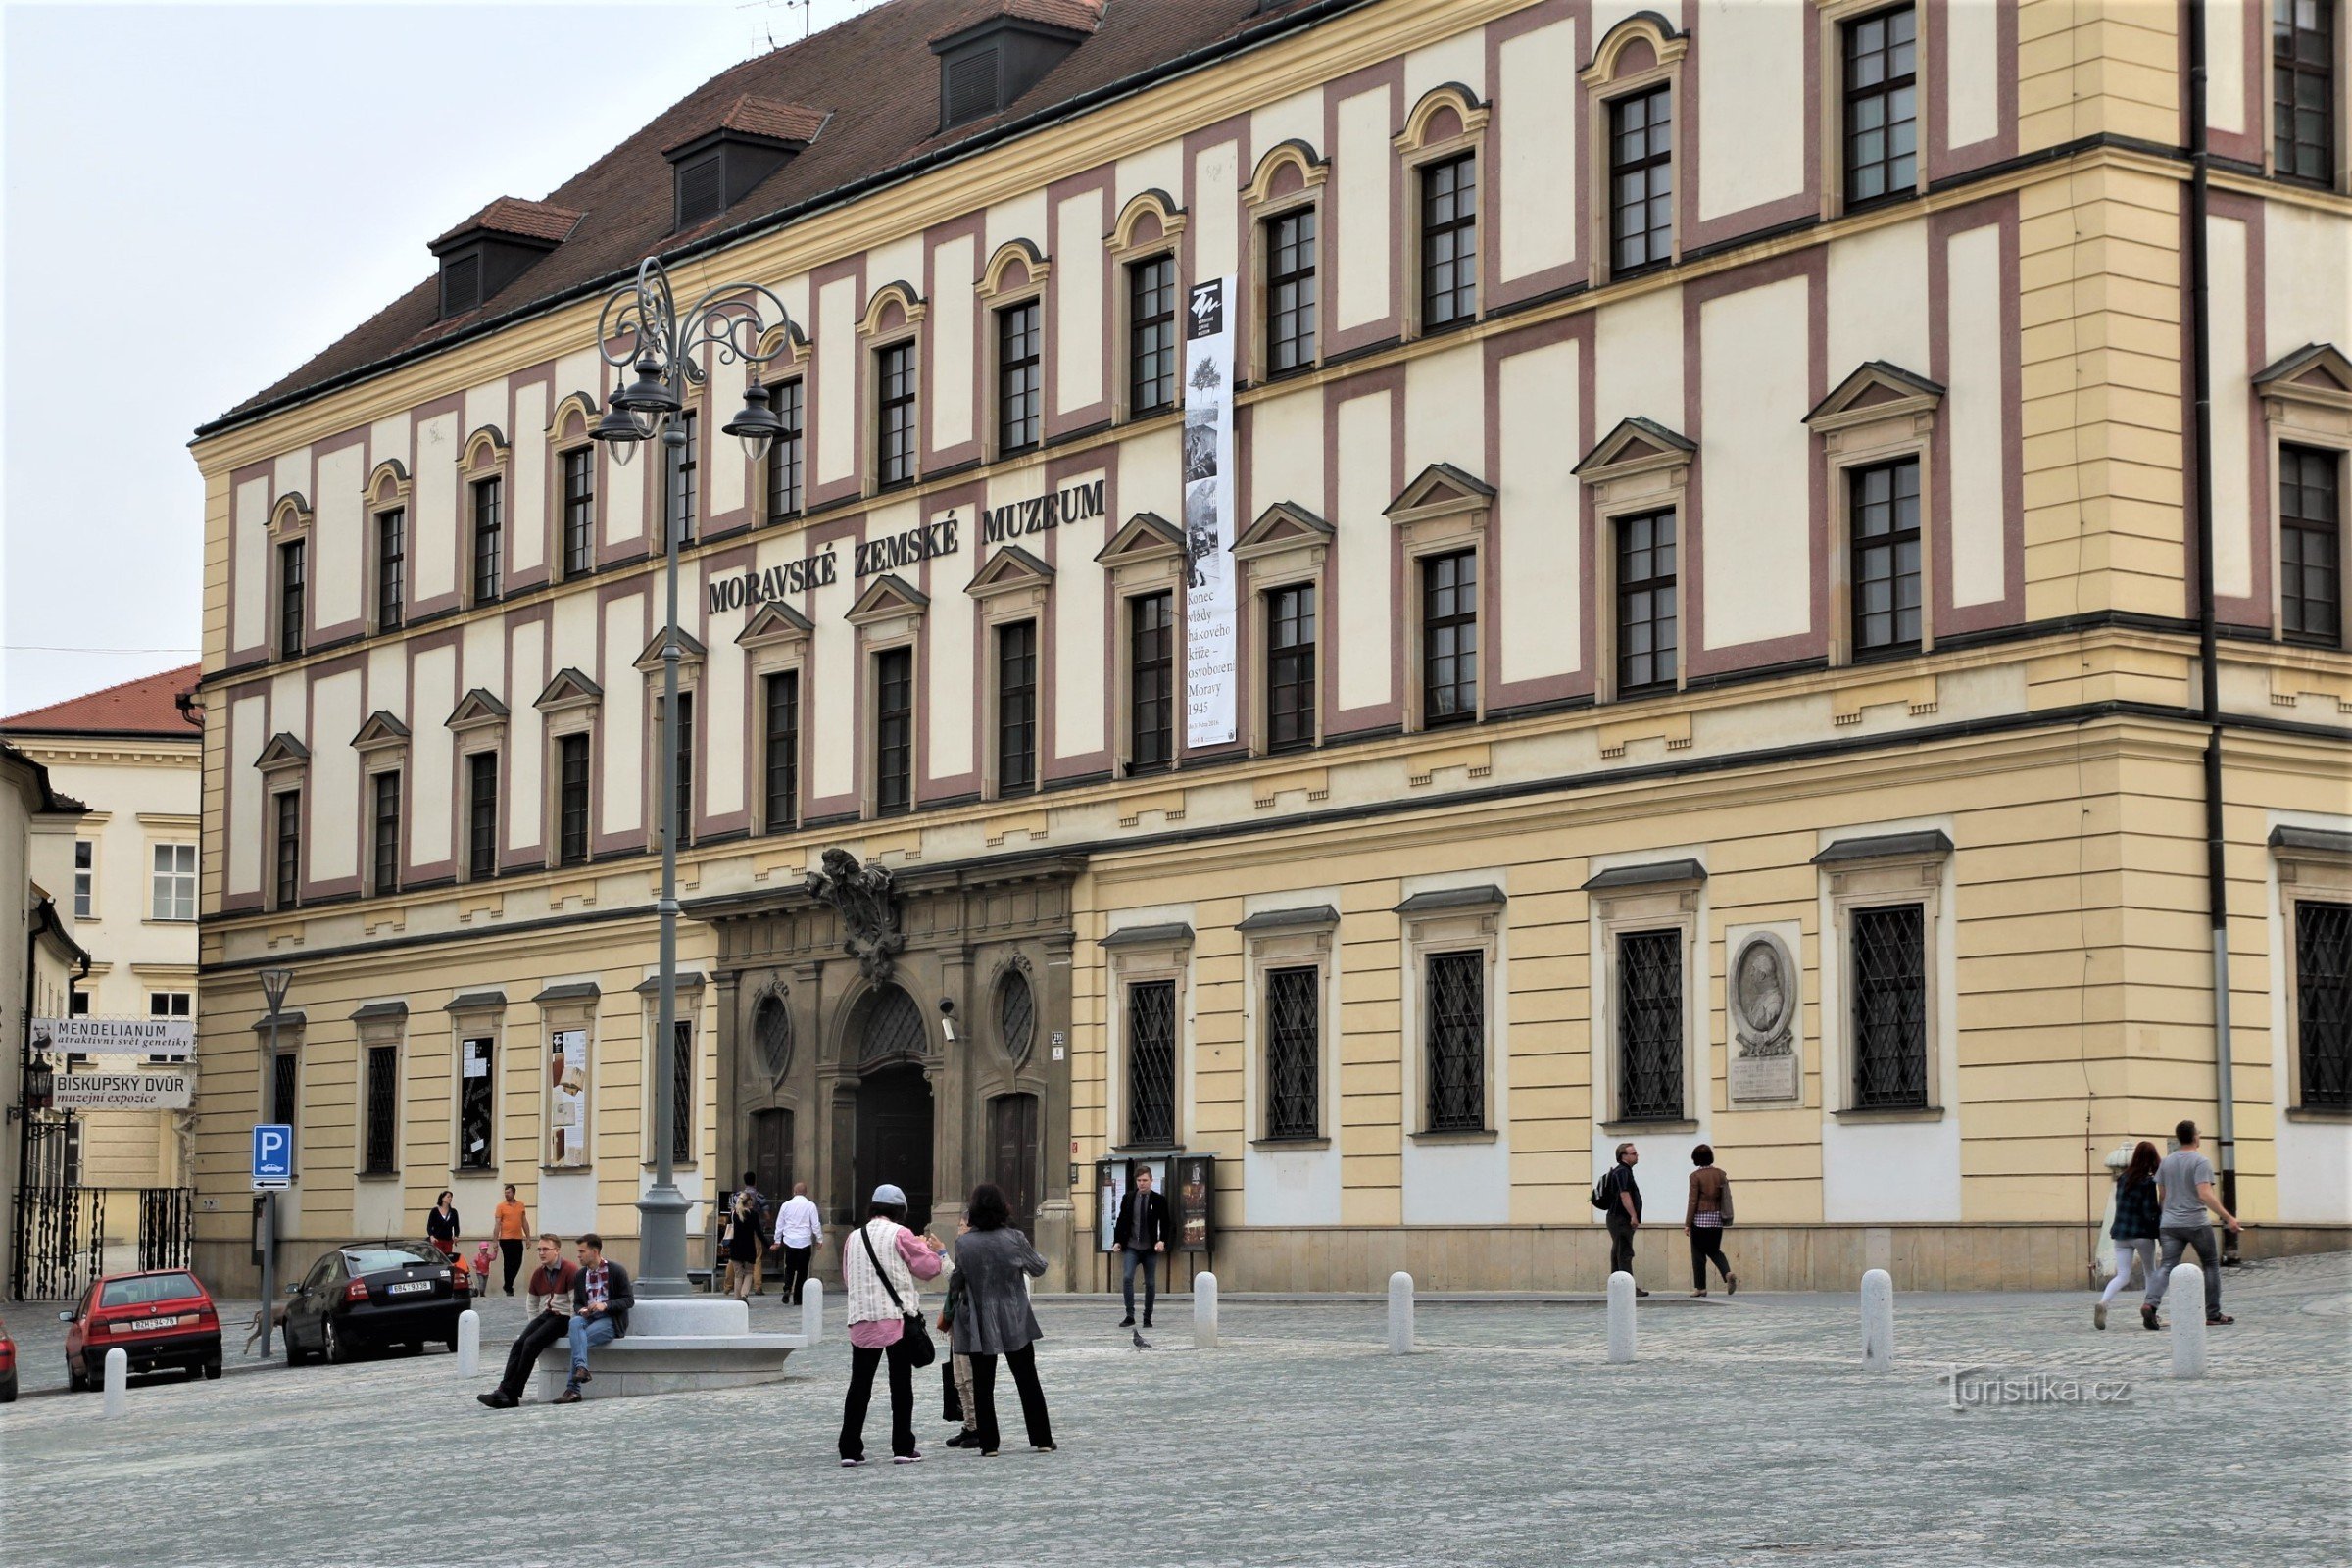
[707,548,840,613]
[853,515,959,579]
[979,478,1105,545]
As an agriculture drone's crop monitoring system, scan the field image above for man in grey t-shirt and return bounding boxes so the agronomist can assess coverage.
[2142,1118,2241,1328]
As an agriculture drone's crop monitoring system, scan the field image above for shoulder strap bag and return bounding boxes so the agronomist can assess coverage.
[860,1223,937,1367]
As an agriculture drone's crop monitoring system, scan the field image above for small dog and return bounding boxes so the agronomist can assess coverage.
[242,1301,289,1355]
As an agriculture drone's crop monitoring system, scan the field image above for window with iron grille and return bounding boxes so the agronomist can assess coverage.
[997,970,1036,1063]
[665,411,699,545]
[271,1048,299,1133]
[1264,965,1320,1139]
[471,477,504,602]
[2275,0,2337,185]
[997,619,1038,795]
[458,1038,495,1171]
[1851,456,1923,654]
[1851,904,1928,1108]
[998,301,1042,453]
[765,381,805,523]
[73,840,92,919]
[2281,443,2341,647]
[670,1020,695,1164]
[1264,208,1318,376]
[273,790,302,907]
[1609,85,1674,273]
[875,647,914,815]
[1426,950,1487,1132]
[467,752,499,882]
[1617,930,1685,1121]
[1843,5,1918,207]
[1616,509,1677,693]
[1420,153,1478,330]
[562,449,595,576]
[2296,900,2351,1109]
[558,734,591,866]
[371,772,401,896]
[1265,583,1317,752]
[1422,549,1478,723]
[1129,591,1174,769]
[376,508,405,630]
[763,670,800,832]
[363,1044,399,1174]
[876,342,917,488]
[279,539,306,658]
[1126,979,1177,1146]
[667,692,694,848]
[1129,256,1177,415]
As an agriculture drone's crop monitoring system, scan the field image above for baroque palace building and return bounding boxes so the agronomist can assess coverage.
[190,0,2350,1296]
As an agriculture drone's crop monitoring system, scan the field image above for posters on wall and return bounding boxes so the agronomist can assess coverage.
[1183,275,1239,750]
[548,1028,588,1166]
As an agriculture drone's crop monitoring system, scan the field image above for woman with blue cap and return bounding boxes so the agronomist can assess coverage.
[838,1182,944,1466]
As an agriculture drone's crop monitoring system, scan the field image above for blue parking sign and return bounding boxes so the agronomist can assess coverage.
[252,1123,293,1188]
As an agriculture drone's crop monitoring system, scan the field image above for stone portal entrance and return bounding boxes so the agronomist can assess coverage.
[855,1064,935,1230]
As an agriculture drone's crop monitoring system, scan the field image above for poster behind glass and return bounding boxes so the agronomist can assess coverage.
[1173,1154,1213,1250]
[548,1028,588,1167]
[1096,1155,1168,1251]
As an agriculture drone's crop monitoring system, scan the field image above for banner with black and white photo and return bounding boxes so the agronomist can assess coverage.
[32,1016,196,1061]
[1183,275,1239,750]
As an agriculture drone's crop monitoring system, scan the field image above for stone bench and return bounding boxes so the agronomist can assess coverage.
[532,1298,805,1400]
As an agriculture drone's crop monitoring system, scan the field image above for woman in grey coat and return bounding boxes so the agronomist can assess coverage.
[949,1183,1054,1456]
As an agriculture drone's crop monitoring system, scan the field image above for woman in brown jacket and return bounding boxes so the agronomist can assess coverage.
[1684,1145,1738,1297]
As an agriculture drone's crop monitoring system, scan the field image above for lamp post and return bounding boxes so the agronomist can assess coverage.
[592,256,793,1298]
[257,966,293,1354]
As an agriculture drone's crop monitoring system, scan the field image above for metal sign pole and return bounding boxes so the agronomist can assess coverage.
[257,1191,275,1358]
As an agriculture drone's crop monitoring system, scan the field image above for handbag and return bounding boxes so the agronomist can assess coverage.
[859,1223,937,1368]
[1717,1172,1735,1227]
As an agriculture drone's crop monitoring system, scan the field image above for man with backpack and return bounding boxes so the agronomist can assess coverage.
[1593,1142,1650,1297]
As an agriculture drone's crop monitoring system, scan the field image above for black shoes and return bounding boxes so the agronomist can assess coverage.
[475,1390,517,1409]
[2141,1304,2162,1331]
[1142,1316,1153,1328]
[553,1387,582,1404]
[1118,1316,1135,1327]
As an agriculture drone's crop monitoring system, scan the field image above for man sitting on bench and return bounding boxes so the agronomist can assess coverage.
[476,1234,576,1409]
[556,1232,633,1404]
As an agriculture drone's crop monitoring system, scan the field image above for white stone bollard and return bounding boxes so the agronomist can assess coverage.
[1861,1268,1895,1371]
[1607,1271,1637,1363]
[1194,1271,1218,1349]
[456,1309,481,1377]
[102,1347,128,1416]
[1387,1271,1414,1355]
[2169,1265,2207,1379]
[801,1280,823,1347]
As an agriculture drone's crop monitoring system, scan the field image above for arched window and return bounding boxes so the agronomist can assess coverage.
[996,968,1036,1065]
[859,985,928,1066]
[753,992,794,1081]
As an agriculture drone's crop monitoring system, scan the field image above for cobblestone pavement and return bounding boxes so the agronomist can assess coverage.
[5,1252,2345,1568]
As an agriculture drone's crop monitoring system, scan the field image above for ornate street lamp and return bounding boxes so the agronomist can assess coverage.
[256,965,293,1354]
[591,257,796,1298]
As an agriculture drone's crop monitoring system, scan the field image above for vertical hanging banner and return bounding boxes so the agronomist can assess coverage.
[1183,276,1239,749]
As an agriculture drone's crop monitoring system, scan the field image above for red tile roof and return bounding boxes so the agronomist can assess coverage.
[931,0,1103,45]
[664,94,832,154]
[2,663,203,738]
[435,196,587,249]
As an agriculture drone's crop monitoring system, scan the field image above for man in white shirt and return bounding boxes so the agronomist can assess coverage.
[772,1182,825,1306]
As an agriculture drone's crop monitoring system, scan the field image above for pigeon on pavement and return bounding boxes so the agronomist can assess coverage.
[1131,1329,1152,1349]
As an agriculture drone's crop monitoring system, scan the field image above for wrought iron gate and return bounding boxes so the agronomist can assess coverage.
[9,1185,194,1301]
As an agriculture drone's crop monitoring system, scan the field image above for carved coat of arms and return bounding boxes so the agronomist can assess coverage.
[805,848,906,983]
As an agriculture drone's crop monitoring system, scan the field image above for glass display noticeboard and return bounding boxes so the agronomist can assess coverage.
[1172,1153,1213,1251]
[1095,1153,1210,1252]
[1095,1155,1168,1251]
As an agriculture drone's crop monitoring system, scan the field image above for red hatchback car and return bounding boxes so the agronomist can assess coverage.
[0,1313,18,1402]
[63,1269,222,1389]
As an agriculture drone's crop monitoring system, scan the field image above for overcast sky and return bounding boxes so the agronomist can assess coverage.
[1,0,888,715]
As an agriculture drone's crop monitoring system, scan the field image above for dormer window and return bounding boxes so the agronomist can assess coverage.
[929,3,1097,133]
[662,96,827,232]
[428,197,583,320]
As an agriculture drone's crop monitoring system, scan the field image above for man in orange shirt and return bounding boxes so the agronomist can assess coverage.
[492,1185,531,1296]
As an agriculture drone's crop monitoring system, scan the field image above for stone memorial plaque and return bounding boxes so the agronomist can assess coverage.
[1727,929,1802,1104]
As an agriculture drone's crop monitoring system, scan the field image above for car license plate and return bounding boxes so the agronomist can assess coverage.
[387,1281,434,1295]
[126,1315,181,1331]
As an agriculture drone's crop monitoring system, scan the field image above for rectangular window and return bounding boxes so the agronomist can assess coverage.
[2281,443,2341,647]
[876,342,917,489]
[1426,950,1487,1132]
[1617,930,1685,1121]
[998,301,1042,453]
[763,670,800,832]
[1843,5,1919,206]
[1264,965,1320,1139]
[1265,582,1317,753]
[270,1048,299,1134]
[1421,550,1479,724]
[562,450,595,576]
[278,539,306,658]
[1129,255,1177,415]
[362,1044,399,1175]
[1420,152,1478,330]
[458,1037,495,1171]
[1851,903,1929,1108]
[272,790,301,907]
[1129,591,1174,769]
[62,1119,82,1187]
[670,1020,695,1164]
[665,410,699,545]
[764,380,804,523]
[1616,509,1678,693]
[558,734,591,866]
[668,692,694,848]
[996,619,1039,796]
[874,646,914,816]
[370,772,401,896]
[148,991,191,1018]
[471,477,504,602]
[1126,979,1177,1145]
[1264,208,1318,376]
[375,508,406,631]
[1609,85,1674,273]
[2276,0,2337,185]
[466,751,499,881]
[1851,456,1923,654]
[70,992,90,1018]
[152,842,197,921]
[2295,899,2351,1108]
[73,840,92,920]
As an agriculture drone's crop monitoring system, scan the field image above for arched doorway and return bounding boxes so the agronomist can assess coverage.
[851,986,935,1229]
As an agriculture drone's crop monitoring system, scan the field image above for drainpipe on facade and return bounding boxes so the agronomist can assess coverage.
[2185,0,2238,1262]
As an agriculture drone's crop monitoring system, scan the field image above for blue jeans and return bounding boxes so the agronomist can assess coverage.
[566,1312,618,1381]
[1121,1248,1157,1320]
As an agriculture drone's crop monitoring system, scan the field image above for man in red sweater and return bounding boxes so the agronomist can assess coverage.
[476,1235,578,1408]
